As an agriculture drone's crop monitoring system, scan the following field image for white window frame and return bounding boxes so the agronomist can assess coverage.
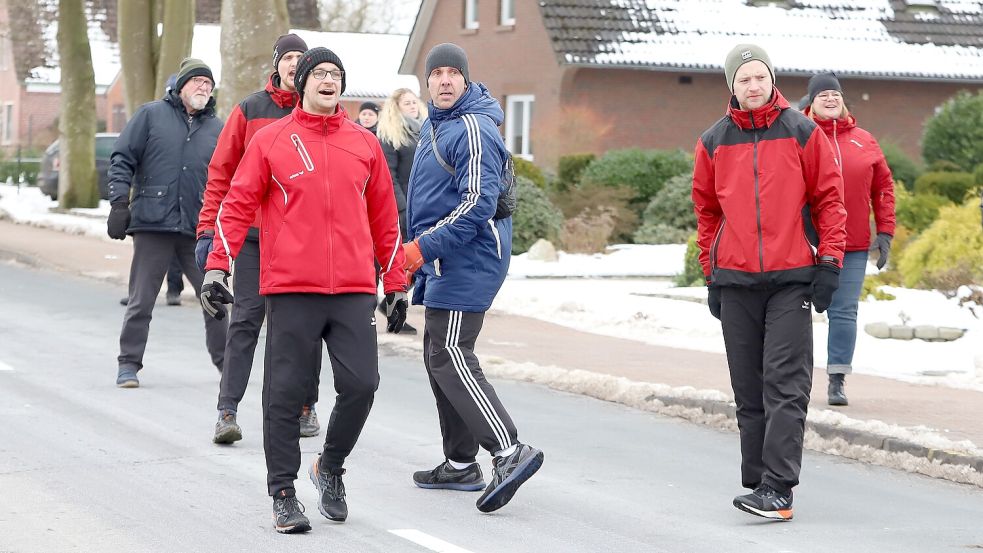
[2,103,13,145]
[464,0,479,30]
[505,94,534,161]
[500,0,515,26]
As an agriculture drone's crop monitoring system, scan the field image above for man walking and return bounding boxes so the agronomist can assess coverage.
[404,43,543,514]
[691,44,846,520]
[196,34,323,444]
[108,58,226,388]
[200,47,407,534]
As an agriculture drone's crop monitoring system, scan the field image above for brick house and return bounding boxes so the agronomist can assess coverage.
[400,0,983,169]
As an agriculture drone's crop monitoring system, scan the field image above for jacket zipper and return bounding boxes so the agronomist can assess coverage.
[291,134,315,171]
[322,120,333,291]
[752,116,764,273]
[271,175,288,206]
[710,216,726,275]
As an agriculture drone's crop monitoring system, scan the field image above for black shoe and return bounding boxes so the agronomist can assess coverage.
[309,456,347,522]
[119,296,128,306]
[733,484,794,521]
[828,374,848,406]
[272,493,311,534]
[476,444,544,513]
[166,291,182,306]
[213,411,242,444]
[299,405,320,437]
[398,321,418,335]
[413,461,485,491]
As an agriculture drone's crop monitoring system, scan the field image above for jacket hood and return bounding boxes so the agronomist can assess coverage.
[803,106,857,136]
[268,73,300,109]
[165,89,217,117]
[726,87,790,130]
[428,82,503,126]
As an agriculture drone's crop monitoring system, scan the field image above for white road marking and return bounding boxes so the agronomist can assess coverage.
[0,360,14,371]
[388,529,477,553]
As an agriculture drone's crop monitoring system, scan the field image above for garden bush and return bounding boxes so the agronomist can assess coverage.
[580,148,691,205]
[913,171,976,204]
[556,153,595,190]
[511,175,563,254]
[879,141,921,192]
[675,232,705,287]
[922,90,983,172]
[550,182,638,244]
[894,185,951,233]
[559,206,617,254]
[513,157,546,189]
[633,172,695,244]
[897,201,983,291]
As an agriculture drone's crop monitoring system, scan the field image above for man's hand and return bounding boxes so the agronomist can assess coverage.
[811,263,840,313]
[403,240,424,273]
[200,269,234,320]
[195,235,214,273]
[383,291,408,333]
[107,202,131,240]
[874,232,892,270]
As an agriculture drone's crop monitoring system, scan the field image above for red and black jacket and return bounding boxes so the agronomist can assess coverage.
[197,74,299,238]
[804,109,895,252]
[692,88,847,287]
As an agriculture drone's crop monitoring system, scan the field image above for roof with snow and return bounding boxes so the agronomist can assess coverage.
[539,0,983,81]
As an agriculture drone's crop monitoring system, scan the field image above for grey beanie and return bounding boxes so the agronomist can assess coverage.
[174,58,214,93]
[425,43,469,83]
[723,44,774,93]
[807,72,842,105]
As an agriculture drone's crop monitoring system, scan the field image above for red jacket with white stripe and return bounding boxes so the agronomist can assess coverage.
[805,109,896,251]
[205,105,406,295]
[692,88,847,287]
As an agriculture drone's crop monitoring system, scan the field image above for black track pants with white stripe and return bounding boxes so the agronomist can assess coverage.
[423,308,518,463]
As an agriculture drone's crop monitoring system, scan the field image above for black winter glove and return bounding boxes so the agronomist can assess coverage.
[708,286,721,320]
[107,201,131,240]
[200,269,234,320]
[383,291,408,333]
[874,232,892,270]
[811,263,840,313]
[195,235,214,274]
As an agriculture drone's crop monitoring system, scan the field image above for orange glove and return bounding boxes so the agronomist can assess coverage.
[403,240,424,273]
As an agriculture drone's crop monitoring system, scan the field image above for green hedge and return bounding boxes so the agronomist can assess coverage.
[513,157,546,189]
[675,232,705,287]
[580,148,692,205]
[922,90,983,172]
[512,175,563,254]
[0,160,41,185]
[895,185,950,233]
[898,201,983,291]
[556,153,595,190]
[913,171,976,204]
[880,141,921,192]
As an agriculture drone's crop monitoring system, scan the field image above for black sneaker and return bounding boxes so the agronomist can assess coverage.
[399,321,418,335]
[476,444,544,513]
[309,455,347,522]
[733,484,794,521]
[413,461,485,491]
[828,374,848,406]
[166,291,182,306]
[213,411,242,444]
[272,493,311,534]
[299,406,320,437]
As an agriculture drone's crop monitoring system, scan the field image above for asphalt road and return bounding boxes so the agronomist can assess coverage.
[1,260,982,553]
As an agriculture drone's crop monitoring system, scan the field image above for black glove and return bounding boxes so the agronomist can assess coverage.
[195,235,214,274]
[811,263,840,313]
[200,269,234,320]
[383,291,408,333]
[107,201,131,240]
[708,286,721,320]
[874,232,892,270]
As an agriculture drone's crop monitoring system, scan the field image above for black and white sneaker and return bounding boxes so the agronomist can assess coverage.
[309,455,348,522]
[733,484,794,521]
[272,492,311,534]
[413,461,485,491]
[476,444,544,513]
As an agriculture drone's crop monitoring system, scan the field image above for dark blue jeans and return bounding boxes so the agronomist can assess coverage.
[826,250,868,375]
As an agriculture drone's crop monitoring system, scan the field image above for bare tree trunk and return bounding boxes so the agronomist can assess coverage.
[156,0,195,95]
[57,0,98,208]
[118,0,156,116]
[218,0,288,119]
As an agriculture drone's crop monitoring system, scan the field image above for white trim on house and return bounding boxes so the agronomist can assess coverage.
[464,0,480,30]
[500,0,516,26]
[505,94,534,161]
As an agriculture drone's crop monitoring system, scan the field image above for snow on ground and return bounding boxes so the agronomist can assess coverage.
[3,182,983,391]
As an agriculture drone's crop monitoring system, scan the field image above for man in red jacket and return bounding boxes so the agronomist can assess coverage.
[199,47,408,534]
[691,44,846,521]
[195,34,325,445]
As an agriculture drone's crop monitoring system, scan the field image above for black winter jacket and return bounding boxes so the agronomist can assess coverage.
[108,91,222,237]
[380,116,420,233]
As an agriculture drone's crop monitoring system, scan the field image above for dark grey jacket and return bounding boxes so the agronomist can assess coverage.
[380,116,420,235]
[108,91,222,237]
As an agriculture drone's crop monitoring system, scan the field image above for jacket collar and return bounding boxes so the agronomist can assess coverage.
[291,104,349,133]
[267,73,300,109]
[727,87,790,130]
[804,107,857,136]
[165,90,216,118]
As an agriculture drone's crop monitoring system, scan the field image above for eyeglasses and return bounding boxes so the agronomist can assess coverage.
[190,76,214,90]
[310,69,344,82]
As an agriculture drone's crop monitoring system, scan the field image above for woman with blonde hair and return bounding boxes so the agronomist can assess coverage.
[804,72,895,406]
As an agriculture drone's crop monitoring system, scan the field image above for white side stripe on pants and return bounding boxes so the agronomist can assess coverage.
[445,310,511,451]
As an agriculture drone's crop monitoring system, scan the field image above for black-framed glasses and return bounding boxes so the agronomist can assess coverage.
[190,76,214,90]
[310,69,344,82]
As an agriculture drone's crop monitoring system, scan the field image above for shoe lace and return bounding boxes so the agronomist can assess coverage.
[324,473,346,500]
[275,496,304,516]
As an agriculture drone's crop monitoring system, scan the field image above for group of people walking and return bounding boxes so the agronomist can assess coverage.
[106,37,543,534]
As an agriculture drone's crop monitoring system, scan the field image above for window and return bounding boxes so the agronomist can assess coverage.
[2,103,12,144]
[464,0,479,30]
[112,104,127,132]
[505,95,533,160]
[500,0,515,26]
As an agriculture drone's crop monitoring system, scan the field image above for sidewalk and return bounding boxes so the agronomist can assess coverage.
[2,217,982,482]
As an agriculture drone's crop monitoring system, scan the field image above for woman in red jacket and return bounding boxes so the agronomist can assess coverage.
[805,73,896,406]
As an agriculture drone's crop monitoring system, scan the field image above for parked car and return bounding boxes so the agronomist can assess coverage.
[37,133,120,200]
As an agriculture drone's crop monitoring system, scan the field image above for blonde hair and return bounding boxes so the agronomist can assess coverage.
[377,88,426,149]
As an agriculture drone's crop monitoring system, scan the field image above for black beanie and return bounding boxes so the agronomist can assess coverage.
[294,47,346,98]
[174,58,214,93]
[425,43,469,83]
[807,72,842,105]
[358,101,380,113]
[272,33,308,70]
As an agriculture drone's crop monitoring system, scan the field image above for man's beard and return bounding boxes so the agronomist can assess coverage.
[189,94,209,111]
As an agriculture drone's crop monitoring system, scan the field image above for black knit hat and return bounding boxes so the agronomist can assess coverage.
[807,72,842,105]
[425,43,469,83]
[272,33,308,71]
[294,47,346,98]
[174,58,214,94]
[358,101,380,113]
